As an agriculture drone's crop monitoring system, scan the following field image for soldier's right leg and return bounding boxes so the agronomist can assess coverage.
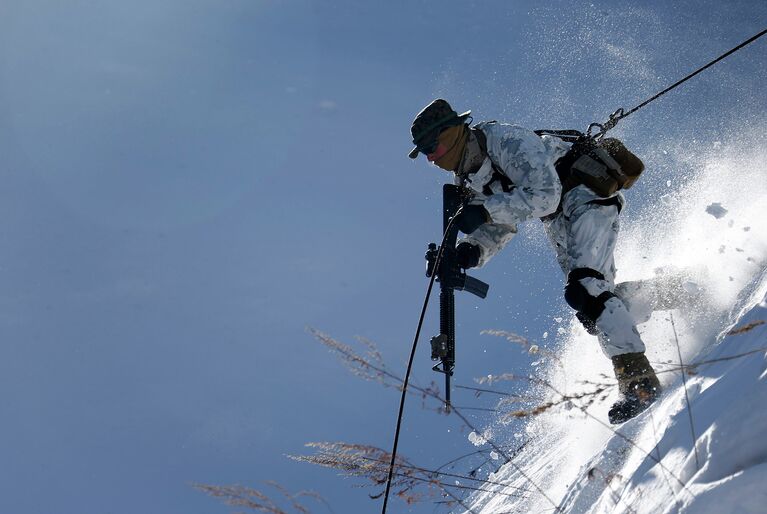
[562,188,661,423]
[562,195,645,358]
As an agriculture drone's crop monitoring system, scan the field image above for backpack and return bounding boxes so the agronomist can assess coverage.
[536,130,645,197]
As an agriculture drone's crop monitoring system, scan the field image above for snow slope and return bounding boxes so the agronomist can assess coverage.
[465,137,767,513]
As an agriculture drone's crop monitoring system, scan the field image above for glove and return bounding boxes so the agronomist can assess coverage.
[456,204,490,234]
[455,242,481,269]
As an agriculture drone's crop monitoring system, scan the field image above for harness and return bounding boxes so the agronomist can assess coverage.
[473,124,633,220]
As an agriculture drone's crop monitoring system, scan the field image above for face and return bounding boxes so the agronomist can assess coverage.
[424,127,453,170]
[419,124,464,172]
[426,142,449,163]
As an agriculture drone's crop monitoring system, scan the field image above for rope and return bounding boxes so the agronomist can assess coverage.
[590,27,767,138]
[621,27,767,122]
[380,206,463,514]
[670,312,701,471]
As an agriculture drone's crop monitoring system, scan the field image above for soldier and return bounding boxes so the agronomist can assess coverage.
[408,98,662,423]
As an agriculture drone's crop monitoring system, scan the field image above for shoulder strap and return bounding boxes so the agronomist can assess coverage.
[471,127,514,196]
[534,129,584,143]
[473,126,489,154]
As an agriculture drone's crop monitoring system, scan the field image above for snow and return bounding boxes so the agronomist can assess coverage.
[464,138,767,513]
[469,431,488,447]
[705,203,728,219]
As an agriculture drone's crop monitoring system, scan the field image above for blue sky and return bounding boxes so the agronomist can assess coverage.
[1,1,765,513]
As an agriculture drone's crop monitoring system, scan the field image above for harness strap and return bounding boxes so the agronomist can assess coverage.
[472,128,515,195]
[587,196,623,214]
[534,129,584,143]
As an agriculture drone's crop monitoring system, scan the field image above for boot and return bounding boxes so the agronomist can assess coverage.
[608,352,661,424]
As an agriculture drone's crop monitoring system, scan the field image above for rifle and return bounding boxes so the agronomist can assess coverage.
[425,184,490,412]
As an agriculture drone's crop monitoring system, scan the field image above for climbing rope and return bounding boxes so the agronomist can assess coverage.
[588,27,767,140]
[380,205,463,514]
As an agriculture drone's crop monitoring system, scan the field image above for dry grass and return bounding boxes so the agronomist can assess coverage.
[727,319,765,335]
[194,482,331,514]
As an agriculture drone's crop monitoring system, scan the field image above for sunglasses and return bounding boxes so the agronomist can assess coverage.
[418,138,440,156]
[417,125,455,156]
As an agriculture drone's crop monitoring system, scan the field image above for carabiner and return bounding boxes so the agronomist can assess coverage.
[603,108,625,131]
[586,122,605,140]
[587,107,626,141]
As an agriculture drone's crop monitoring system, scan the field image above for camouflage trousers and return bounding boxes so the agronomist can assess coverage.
[543,185,645,358]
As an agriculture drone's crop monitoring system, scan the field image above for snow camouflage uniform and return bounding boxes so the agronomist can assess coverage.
[408,99,678,423]
[459,121,645,358]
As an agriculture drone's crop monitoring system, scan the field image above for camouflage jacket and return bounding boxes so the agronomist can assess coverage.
[459,121,569,267]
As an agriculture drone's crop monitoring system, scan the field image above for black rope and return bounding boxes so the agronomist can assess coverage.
[622,27,767,121]
[380,205,463,514]
[596,27,767,137]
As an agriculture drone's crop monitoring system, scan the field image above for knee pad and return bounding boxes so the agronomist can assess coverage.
[564,267,616,325]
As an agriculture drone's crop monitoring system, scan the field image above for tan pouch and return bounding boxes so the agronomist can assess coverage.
[601,138,644,189]
[571,139,645,197]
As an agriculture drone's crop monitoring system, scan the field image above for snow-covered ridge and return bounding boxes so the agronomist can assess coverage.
[466,137,767,513]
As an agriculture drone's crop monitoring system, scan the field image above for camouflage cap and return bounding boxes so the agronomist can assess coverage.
[408,99,471,159]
